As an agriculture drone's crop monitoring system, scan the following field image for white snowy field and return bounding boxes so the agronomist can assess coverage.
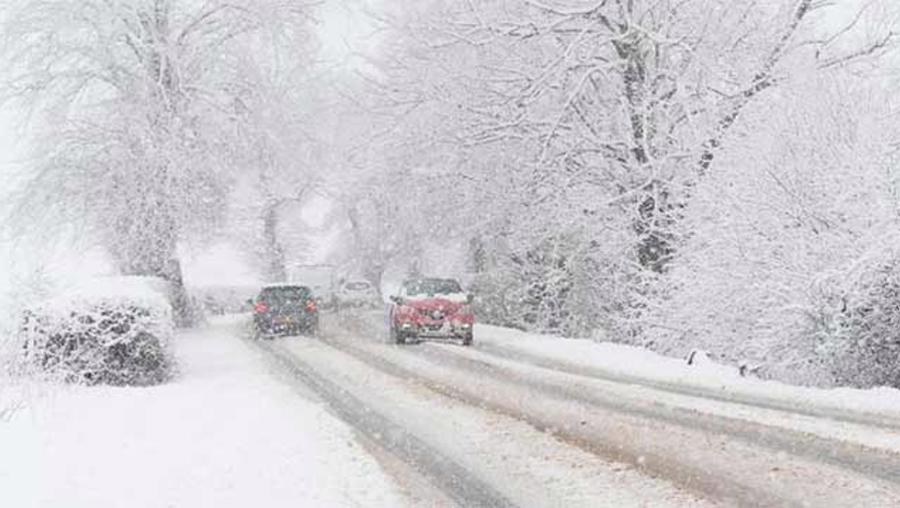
[0,316,403,508]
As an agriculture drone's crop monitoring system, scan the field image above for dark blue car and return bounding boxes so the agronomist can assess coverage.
[252,284,319,337]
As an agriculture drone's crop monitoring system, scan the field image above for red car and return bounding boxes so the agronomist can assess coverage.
[388,278,474,345]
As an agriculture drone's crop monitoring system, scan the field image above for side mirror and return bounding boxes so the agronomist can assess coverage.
[246,298,254,306]
[390,295,403,305]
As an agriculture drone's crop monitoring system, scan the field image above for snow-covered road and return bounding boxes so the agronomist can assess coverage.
[265,310,900,507]
[255,323,708,507]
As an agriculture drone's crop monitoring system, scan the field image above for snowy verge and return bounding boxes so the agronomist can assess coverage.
[0,315,403,508]
[476,324,900,422]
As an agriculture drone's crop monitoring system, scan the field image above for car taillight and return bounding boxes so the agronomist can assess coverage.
[306,300,317,312]
[254,302,269,314]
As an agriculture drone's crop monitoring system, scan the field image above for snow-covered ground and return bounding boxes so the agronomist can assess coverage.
[325,311,900,506]
[274,330,712,508]
[476,324,900,421]
[0,315,403,508]
[5,307,900,508]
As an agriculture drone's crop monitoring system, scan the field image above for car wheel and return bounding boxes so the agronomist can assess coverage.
[391,326,405,345]
[462,332,473,346]
[252,320,265,340]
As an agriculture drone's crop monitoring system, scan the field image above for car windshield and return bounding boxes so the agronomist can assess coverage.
[403,279,462,296]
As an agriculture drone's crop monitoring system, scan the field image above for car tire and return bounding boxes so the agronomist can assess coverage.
[391,326,405,345]
[462,332,473,346]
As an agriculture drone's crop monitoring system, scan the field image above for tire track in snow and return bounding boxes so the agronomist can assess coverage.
[247,337,516,508]
[344,308,900,433]
[473,340,900,433]
[320,316,900,507]
[315,334,785,506]
[414,341,900,486]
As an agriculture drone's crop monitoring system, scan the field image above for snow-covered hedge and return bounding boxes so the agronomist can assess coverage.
[813,257,900,389]
[16,277,175,386]
[638,76,900,388]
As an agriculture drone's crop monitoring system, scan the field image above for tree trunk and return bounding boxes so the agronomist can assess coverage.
[114,247,196,328]
[262,201,287,282]
[158,257,195,328]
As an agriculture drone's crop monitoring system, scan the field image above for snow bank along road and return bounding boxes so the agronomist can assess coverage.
[0,317,406,508]
[247,311,900,507]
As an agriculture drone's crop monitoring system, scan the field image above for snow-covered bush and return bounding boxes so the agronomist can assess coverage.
[16,277,175,386]
[815,256,900,388]
[0,309,19,419]
[651,77,900,386]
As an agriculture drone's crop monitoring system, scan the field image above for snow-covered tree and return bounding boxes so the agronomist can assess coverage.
[1,0,311,323]
[652,74,900,385]
[226,27,322,283]
[356,0,900,370]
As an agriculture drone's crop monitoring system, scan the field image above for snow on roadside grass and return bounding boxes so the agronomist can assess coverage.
[0,315,404,508]
[0,291,26,422]
[477,324,900,420]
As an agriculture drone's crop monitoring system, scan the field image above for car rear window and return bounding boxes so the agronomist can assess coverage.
[260,286,311,302]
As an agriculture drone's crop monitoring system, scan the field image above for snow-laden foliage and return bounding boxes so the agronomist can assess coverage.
[4,0,900,390]
[825,255,900,389]
[653,77,900,386]
[340,0,900,386]
[1,0,313,324]
[15,277,175,386]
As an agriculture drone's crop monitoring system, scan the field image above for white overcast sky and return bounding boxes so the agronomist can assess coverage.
[317,0,381,67]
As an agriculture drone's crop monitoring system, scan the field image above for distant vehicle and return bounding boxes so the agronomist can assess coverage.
[388,277,474,346]
[337,279,380,308]
[193,285,260,315]
[288,264,337,308]
[251,284,319,338]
